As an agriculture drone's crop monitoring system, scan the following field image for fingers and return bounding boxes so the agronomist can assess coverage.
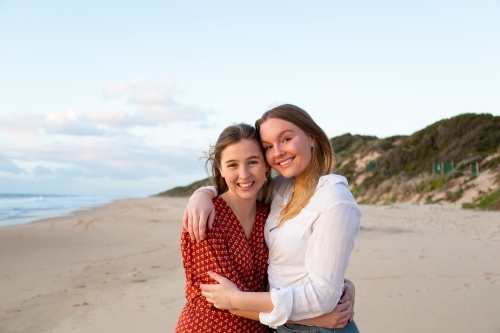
[340,288,353,304]
[340,293,353,304]
[336,301,350,311]
[207,271,222,283]
[187,214,196,242]
[208,209,215,230]
[197,212,207,242]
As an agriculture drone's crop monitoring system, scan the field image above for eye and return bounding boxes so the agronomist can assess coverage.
[248,160,258,166]
[227,163,237,168]
[282,137,291,143]
[263,145,272,151]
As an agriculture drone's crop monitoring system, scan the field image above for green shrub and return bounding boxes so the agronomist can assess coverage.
[430,177,446,190]
[446,188,463,202]
[462,202,475,209]
[476,189,500,210]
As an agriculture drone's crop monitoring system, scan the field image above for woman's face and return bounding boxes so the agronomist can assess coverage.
[259,118,313,178]
[219,139,269,201]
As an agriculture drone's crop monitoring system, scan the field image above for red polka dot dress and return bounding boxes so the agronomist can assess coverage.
[175,196,272,333]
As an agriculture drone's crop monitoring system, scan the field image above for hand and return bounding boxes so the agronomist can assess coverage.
[291,301,352,329]
[339,279,355,322]
[200,271,240,310]
[182,191,216,242]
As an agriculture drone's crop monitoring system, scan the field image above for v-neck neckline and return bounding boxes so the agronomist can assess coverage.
[216,196,258,241]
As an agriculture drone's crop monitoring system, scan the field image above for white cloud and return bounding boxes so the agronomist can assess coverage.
[134,105,204,123]
[43,108,106,136]
[102,78,207,126]
[0,77,213,195]
[2,135,204,181]
[132,92,169,105]
[0,115,41,144]
[83,109,129,127]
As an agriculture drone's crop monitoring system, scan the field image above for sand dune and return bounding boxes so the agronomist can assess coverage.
[1,198,499,333]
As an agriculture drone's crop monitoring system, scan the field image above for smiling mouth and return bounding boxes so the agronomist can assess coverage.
[238,181,254,188]
[278,158,293,166]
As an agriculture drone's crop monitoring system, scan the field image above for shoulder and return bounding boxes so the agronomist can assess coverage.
[210,196,233,230]
[310,174,360,214]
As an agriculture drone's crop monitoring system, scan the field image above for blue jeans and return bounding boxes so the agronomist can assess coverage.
[276,320,359,333]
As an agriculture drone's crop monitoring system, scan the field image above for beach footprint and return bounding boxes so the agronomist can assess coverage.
[454,283,475,291]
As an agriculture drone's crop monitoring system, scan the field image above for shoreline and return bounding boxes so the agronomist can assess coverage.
[0,194,118,228]
[1,198,499,332]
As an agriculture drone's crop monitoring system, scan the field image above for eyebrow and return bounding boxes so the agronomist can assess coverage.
[224,156,261,164]
[261,129,295,144]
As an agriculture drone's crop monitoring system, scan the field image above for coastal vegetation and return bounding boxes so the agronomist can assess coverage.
[158,113,500,211]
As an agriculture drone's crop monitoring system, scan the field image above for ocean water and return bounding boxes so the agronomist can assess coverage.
[0,193,113,227]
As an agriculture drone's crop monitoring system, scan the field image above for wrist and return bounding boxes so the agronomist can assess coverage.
[231,289,245,310]
[191,188,215,199]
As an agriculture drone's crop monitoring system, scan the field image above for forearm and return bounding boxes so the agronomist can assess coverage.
[289,317,318,326]
[229,309,261,321]
[233,291,274,313]
[191,186,217,199]
[343,279,355,300]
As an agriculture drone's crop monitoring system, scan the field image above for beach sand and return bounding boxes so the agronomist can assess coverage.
[1,198,499,333]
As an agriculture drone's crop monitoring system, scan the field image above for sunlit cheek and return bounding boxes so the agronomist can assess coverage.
[265,150,273,165]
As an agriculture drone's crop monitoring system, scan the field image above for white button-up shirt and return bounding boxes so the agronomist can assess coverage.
[259,174,360,327]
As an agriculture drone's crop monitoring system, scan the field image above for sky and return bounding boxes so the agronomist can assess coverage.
[1,0,499,197]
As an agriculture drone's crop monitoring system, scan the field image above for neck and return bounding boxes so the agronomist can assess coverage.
[220,192,257,219]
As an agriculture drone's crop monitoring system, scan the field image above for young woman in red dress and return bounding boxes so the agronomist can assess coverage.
[175,123,355,333]
[175,124,273,333]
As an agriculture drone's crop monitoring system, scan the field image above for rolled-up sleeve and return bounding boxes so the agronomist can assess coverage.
[258,287,293,327]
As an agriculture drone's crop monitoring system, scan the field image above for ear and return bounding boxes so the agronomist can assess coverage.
[310,135,315,148]
[219,168,225,178]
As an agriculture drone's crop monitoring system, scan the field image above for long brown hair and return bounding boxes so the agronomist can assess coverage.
[205,123,272,201]
[255,104,334,226]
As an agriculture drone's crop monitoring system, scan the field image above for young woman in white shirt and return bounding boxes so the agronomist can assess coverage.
[184,104,361,332]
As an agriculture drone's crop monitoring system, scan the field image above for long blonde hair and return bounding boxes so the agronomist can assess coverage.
[205,123,272,202]
[255,104,334,226]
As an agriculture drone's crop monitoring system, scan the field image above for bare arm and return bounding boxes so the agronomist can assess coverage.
[291,279,355,329]
[289,302,351,329]
[229,309,261,321]
[201,271,274,312]
[203,273,356,329]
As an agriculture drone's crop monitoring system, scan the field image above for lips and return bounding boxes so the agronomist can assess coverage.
[238,181,254,188]
[278,157,293,167]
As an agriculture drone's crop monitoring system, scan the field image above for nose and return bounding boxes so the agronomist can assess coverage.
[240,165,251,178]
[273,144,284,157]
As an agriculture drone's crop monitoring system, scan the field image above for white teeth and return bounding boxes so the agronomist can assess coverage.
[279,158,293,166]
[239,182,253,188]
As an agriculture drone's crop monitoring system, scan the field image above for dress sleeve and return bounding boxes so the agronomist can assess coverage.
[180,227,249,309]
[181,230,218,309]
[260,201,360,325]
